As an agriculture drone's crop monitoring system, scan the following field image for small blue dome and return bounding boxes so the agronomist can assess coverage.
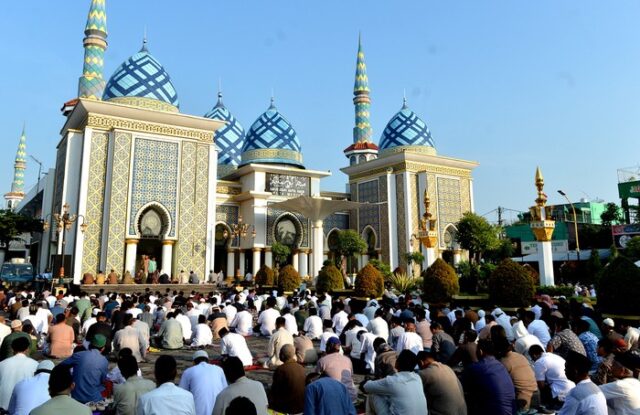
[205,93,245,167]
[379,100,436,156]
[240,99,303,167]
[103,42,179,112]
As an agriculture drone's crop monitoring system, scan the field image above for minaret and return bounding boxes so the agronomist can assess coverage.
[77,0,108,100]
[530,167,556,286]
[344,34,378,165]
[5,126,27,210]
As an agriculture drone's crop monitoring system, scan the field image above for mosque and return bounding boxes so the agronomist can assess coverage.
[5,0,478,284]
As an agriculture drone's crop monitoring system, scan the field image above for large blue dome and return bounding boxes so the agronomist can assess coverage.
[103,42,179,112]
[205,92,244,170]
[379,100,436,156]
[240,99,303,167]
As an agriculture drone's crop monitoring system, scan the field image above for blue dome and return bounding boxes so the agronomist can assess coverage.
[103,42,179,112]
[240,99,303,167]
[205,93,245,167]
[379,100,436,156]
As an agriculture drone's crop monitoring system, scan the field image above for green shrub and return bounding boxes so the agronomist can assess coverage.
[254,265,275,286]
[316,263,344,293]
[536,285,575,297]
[388,271,415,293]
[355,264,384,298]
[422,258,459,304]
[522,264,540,287]
[370,259,392,279]
[489,259,535,307]
[457,260,479,294]
[278,265,301,292]
[597,256,640,315]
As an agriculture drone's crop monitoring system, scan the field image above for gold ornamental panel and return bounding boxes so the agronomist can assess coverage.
[86,114,213,143]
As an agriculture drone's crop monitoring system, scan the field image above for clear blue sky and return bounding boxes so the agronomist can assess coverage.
[1,1,639,221]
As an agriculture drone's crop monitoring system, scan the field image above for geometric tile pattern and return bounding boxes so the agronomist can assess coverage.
[395,174,406,267]
[106,132,132,272]
[408,173,421,275]
[10,127,27,194]
[79,0,107,99]
[267,204,309,248]
[216,205,239,248]
[129,138,179,237]
[353,36,372,143]
[379,102,435,151]
[354,35,370,94]
[378,176,389,264]
[436,177,462,249]
[53,138,68,216]
[204,93,245,166]
[357,180,380,248]
[82,132,108,274]
[193,144,210,274]
[241,100,303,167]
[323,213,349,235]
[103,44,179,109]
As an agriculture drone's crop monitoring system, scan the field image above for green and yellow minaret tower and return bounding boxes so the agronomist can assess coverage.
[5,126,27,210]
[344,34,379,165]
[78,0,108,99]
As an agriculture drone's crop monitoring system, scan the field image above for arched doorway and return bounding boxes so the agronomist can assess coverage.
[442,224,458,266]
[363,226,378,260]
[327,229,340,264]
[214,223,231,274]
[136,207,168,279]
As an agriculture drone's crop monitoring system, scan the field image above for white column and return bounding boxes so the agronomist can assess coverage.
[299,250,308,278]
[424,247,437,269]
[403,171,414,270]
[265,248,273,268]
[226,249,235,279]
[161,241,174,277]
[312,220,325,282]
[292,250,300,272]
[252,248,262,275]
[538,241,555,286]
[362,253,369,267]
[238,250,245,278]
[124,239,138,275]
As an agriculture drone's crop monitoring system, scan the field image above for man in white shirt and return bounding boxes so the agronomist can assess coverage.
[282,308,299,336]
[191,315,213,347]
[138,355,196,415]
[332,302,349,336]
[230,305,253,336]
[81,308,99,338]
[559,351,607,415]
[0,317,11,347]
[219,328,253,367]
[359,331,380,374]
[212,357,268,415]
[599,359,640,415]
[7,360,53,415]
[179,351,227,415]
[223,302,237,325]
[0,337,39,410]
[367,308,389,342]
[114,314,148,363]
[174,309,192,341]
[303,307,323,339]
[395,321,424,355]
[529,344,575,407]
[524,310,551,348]
[257,297,280,336]
[513,320,543,362]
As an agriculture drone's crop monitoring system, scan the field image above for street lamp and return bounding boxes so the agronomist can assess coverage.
[222,215,256,244]
[557,190,580,261]
[43,203,88,278]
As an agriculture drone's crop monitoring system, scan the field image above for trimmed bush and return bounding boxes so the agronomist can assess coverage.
[598,256,640,315]
[316,263,344,293]
[536,285,575,298]
[422,258,459,304]
[369,259,392,279]
[522,264,540,287]
[278,265,301,292]
[489,259,535,307]
[255,265,275,286]
[355,264,384,298]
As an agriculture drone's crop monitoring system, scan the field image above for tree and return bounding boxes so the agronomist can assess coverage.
[316,263,344,293]
[422,258,459,304]
[0,210,43,249]
[598,256,640,315]
[354,263,384,298]
[484,238,515,263]
[623,236,640,262]
[455,212,500,263]
[585,248,603,285]
[488,260,535,307]
[600,203,623,226]
[278,265,301,292]
[334,230,367,274]
[271,242,291,268]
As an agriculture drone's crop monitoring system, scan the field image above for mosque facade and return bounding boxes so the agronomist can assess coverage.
[10,0,478,283]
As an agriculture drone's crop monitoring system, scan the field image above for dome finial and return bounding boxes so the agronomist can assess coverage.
[140,27,148,52]
[217,78,223,104]
[269,89,276,109]
[402,89,408,109]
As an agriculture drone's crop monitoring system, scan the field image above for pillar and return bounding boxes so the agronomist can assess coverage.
[312,220,325,282]
[237,250,245,278]
[124,239,138,275]
[252,247,262,275]
[538,241,554,286]
[226,248,235,280]
[299,249,309,278]
[161,240,174,277]
[424,247,437,269]
[265,247,273,268]
[362,253,369,267]
[292,250,299,272]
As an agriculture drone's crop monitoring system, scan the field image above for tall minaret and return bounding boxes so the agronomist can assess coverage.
[344,34,378,165]
[530,167,556,286]
[5,126,27,210]
[77,0,108,100]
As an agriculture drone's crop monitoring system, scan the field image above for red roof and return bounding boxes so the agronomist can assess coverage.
[343,141,379,152]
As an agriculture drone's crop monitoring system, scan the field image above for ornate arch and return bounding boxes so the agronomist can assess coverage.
[361,225,378,253]
[272,212,304,248]
[214,221,233,248]
[134,202,172,239]
[442,223,459,250]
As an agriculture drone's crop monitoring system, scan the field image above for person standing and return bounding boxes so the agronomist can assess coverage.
[0,337,38,410]
[112,355,155,415]
[138,355,196,415]
[269,344,305,414]
[30,364,91,415]
[62,335,109,404]
[179,350,227,415]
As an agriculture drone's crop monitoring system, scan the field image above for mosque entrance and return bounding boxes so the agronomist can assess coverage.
[136,207,167,278]
[137,238,162,277]
[214,224,230,275]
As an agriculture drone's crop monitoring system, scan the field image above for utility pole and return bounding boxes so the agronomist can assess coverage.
[497,206,503,227]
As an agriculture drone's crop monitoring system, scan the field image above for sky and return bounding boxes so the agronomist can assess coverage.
[1,1,639,222]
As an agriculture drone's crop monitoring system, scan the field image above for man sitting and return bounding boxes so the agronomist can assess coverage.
[316,337,357,402]
[212,356,268,415]
[269,344,306,414]
[30,365,91,415]
[219,327,253,367]
[179,350,228,415]
[138,355,196,415]
[112,355,155,415]
[265,317,294,369]
[417,350,467,415]
[559,351,607,415]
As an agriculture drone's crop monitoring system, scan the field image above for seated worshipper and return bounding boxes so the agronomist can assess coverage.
[112,355,155,415]
[431,321,457,363]
[548,316,587,359]
[319,319,339,354]
[107,348,142,385]
[8,360,54,415]
[174,308,192,343]
[417,350,467,415]
[523,310,551,347]
[264,317,294,369]
[212,356,268,415]
[388,316,405,349]
[269,344,306,414]
[113,314,148,363]
[294,333,318,365]
[138,355,196,415]
[395,320,424,355]
[575,318,601,372]
[316,337,357,402]
[592,337,621,385]
[226,396,257,415]
[191,314,213,347]
[156,312,184,350]
[358,330,381,375]
[529,344,575,409]
[303,307,323,340]
[219,327,254,367]
[599,359,640,415]
[0,337,38,411]
[367,307,390,343]
[62,334,109,404]
[282,307,299,336]
[209,306,229,340]
[229,304,253,336]
[257,297,280,336]
[362,349,429,415]
[332,302,349,336]
[448,328,479,369]
[179,350,228,415]
[0,320,34,360]
[29,364,91,415]
[304,372,357,415]
[513,320,544,361]
[558,351,607,415]
[462,339,517,415]
[46,313,75,358]
[415,307,432,349]
[373,337,397,379]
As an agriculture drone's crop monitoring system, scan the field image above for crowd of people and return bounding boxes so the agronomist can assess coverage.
[0,285,639,414]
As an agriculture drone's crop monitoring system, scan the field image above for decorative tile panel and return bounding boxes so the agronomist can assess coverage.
[323,213,349,235]
[357,180,380,248]
[176,142,197,273]
[436,177,462,249]
[460,179,472,214]
[129,138,179,237]
[409,173,421,275]
[106,132,132,271]
[82,132,108,273]
[216,205,239,225]
[53,138,68,216]
[395,174,406,267]
[378,176,389,264]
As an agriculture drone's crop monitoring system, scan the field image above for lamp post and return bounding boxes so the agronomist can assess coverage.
[42,203,88,278]
[222,215,256,280]
[557,190,580,261]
